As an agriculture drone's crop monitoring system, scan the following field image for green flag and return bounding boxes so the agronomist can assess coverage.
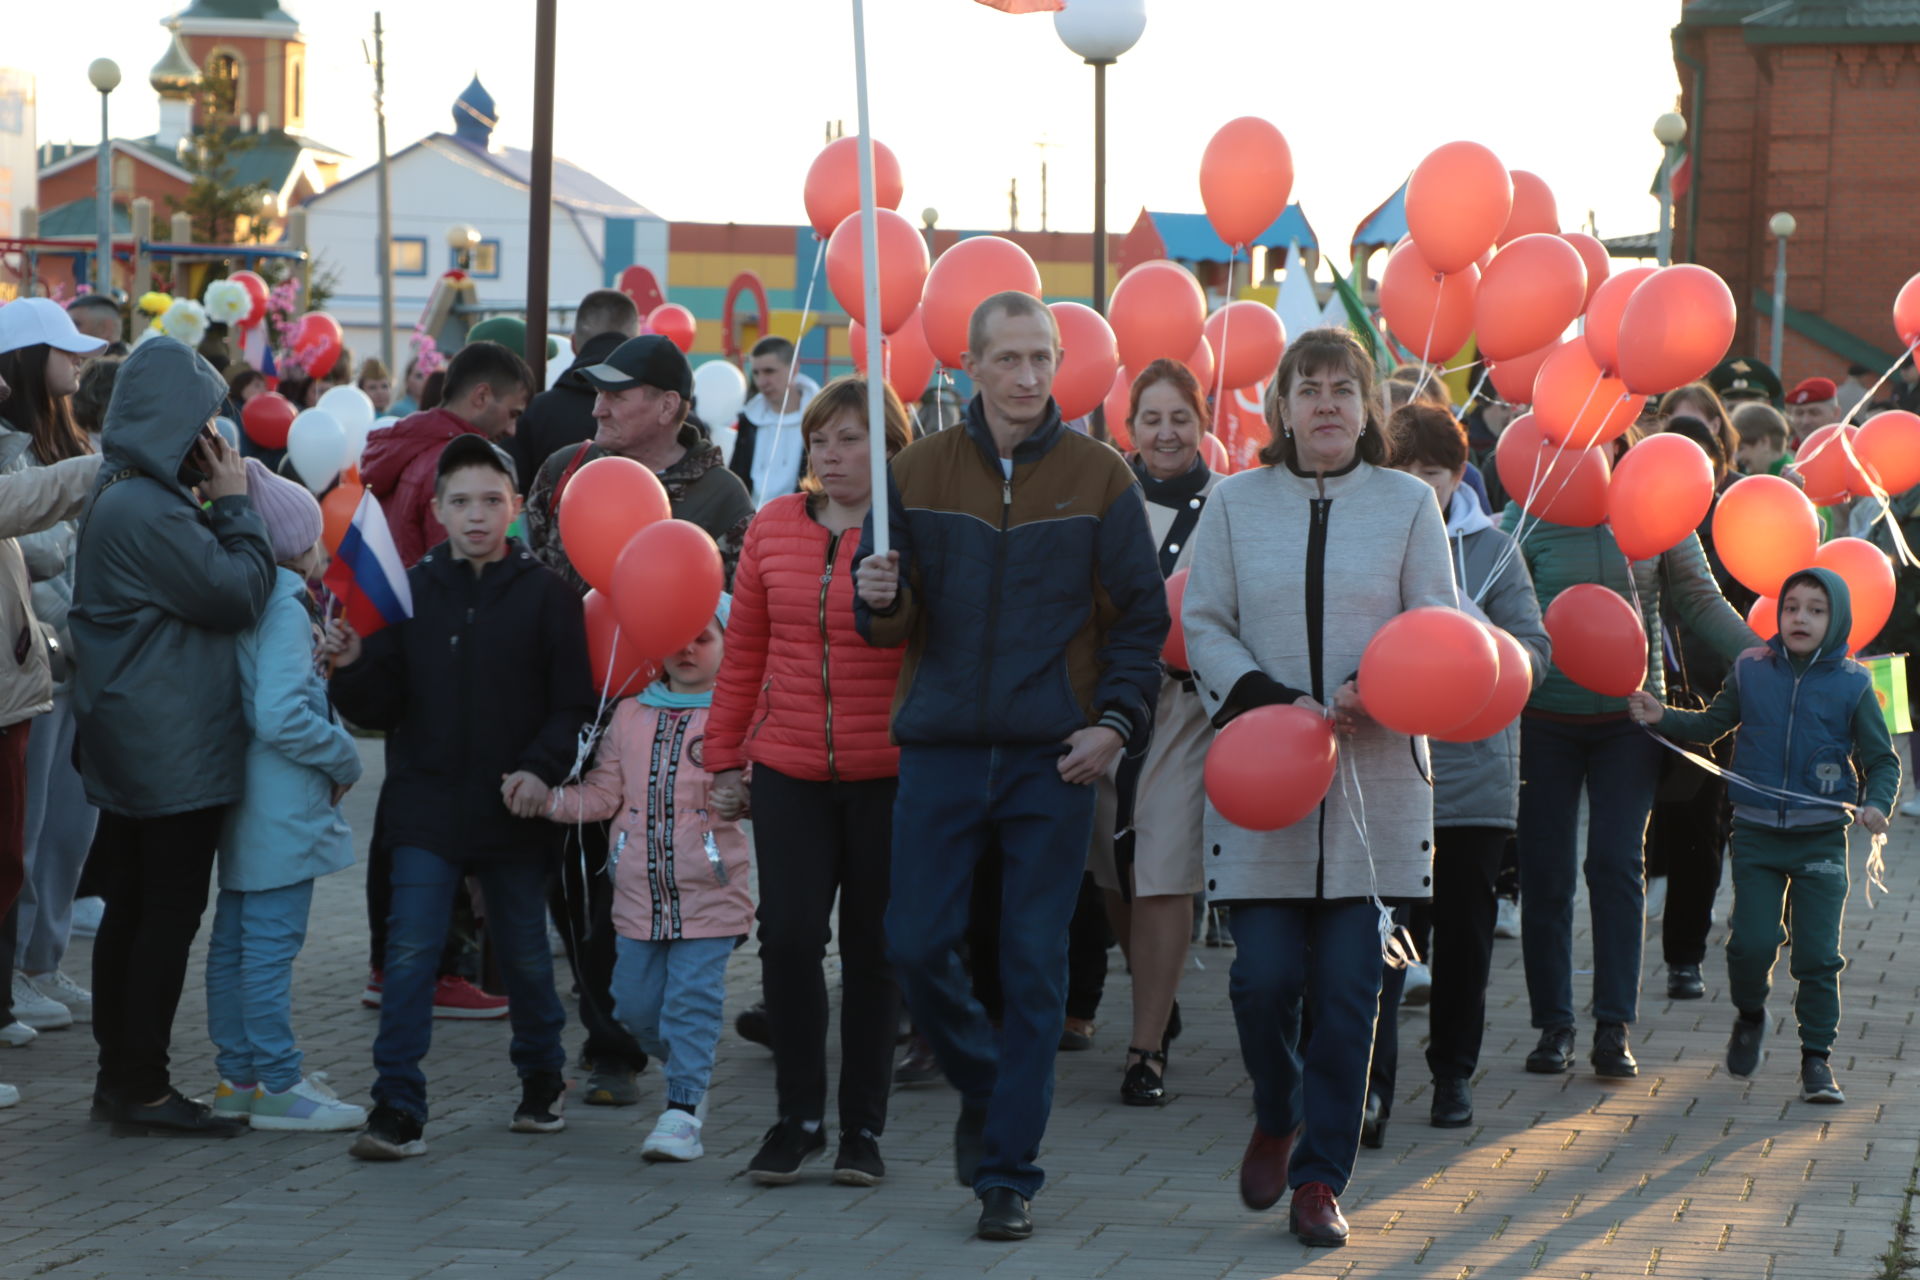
[1864,654,1912,736]
[1326,261,1393,374]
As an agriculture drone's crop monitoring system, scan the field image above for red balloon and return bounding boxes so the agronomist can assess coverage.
[1544,583,1647,697]
[1048,302,1119,422]
[1204,704,1338,831]
[1200,432,1230,474]
[583,588,659,698]
[851,306,938,403]
[228,269,269,326]
[1615,264,1738,396]
[1109,261,1207,374]
[1406,141,1513,275]
[1474,233,1588,362]
[803,136,903,241]
[1582,266,1658,376]
[242,392,298,450]
[1794,424,1877,504]
[1895,271,1920,348]
[1712,474,1821,597]
[1378,240,1479,363]
[1607,432,1716,561]
[1358,607,1501,736]
[1561,232,1611,312]
[1200,117,1295,248]
[1748,594,1777,638]
[1104,366,1134,452]
[1494,412,1611,527]
[1488,340,1561,405]
[1182,335,1216,392]
[558,456,671,594]
[646,303,697,354]
[1163,569,1190,669]
[1814,537,1896,653]
[1532,340,1644,449]
[1433,626,1534,743]
[919,236,1042,369]
[288,311,343,380]
[1204,301,1287,391]
[610,520,725,659]
[1856,410,1920,495]
[825,208,929,336]
[1497,170,1560,246]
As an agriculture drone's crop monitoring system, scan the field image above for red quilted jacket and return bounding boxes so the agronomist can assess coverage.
[707,494,902,781]
[359,408,484,568]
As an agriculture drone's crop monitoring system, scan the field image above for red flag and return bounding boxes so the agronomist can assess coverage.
[974,0,1064,11]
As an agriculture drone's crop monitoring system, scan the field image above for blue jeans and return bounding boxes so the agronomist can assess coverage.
[611,934,736,1109]
[1517,717,1662,1029]
[1228,899,1384,1195]
[18,694,98,972]
[885,744,1097,1201]
[205,881,315,1092]
[371,847,568,1121]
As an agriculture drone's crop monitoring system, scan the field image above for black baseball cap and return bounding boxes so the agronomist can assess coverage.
[579,334,692,399]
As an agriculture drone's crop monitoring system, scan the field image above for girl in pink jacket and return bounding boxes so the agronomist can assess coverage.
[522,599,749,1163]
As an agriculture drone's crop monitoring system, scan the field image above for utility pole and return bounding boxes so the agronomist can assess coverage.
[527,0,557,388]
[368,14,394,371]
[1033,138,1060,233]
[1009,178,1018,232]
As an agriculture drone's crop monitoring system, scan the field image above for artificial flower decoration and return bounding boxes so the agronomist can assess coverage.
[137,291,175,316]
[202,279,251,326]
[157,298,208,348]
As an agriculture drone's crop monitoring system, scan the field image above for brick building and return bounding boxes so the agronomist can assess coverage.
[1674,0,1920,384]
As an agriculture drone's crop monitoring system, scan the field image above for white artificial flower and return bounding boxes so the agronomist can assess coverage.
[158,298,208,348]
[202,279,250,326]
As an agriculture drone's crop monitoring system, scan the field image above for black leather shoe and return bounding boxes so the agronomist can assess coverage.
[111,1090,248,1138]
[976,1186,1033,1240]
[1430,1076,1474,1128]
[1590,1021,1638,1079]
[1359,1091,1387,1149]
[1120,1048,1167,1107]
[954,1104,988,1188]
[1525,1025,1576,1074]
[1667,963,1705,1000]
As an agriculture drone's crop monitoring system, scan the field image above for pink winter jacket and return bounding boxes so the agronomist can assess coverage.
[548,699,752,941]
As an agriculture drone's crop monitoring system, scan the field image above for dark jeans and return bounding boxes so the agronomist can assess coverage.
[1517,716,1662,1029]
[1,720,27,1027]
[550,819,648,1072]
[970,859,1109,1025]
[1646,742,1731,966]
[90,807,224,1101]
[364,794,469,981]
[1229,899,1383,1195]
[752,765,898,1135]
[371,846,567,1121]
[886,744,1097,1201]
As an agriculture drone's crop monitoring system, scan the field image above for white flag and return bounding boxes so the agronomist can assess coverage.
[1276,241,1324,348]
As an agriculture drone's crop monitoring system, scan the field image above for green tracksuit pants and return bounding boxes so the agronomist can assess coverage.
[1726,821,1851,1054]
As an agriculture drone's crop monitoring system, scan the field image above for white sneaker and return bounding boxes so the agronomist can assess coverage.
[640,1108,705,1162]
[250,1073,369,1132]
[1401,961,1433,1007]
[68,897,105,939]
[0,1021,36,1048]
[0,1082,17,1108]
[1644,875,1668,919]
[27,971,92,1022]
[1494,897,1521,939]
[9,972,73,1030]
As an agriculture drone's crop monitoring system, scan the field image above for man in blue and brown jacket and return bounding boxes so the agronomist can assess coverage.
[854,292,1168,1242]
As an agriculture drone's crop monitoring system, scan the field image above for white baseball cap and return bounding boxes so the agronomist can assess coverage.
[0,298,110,358]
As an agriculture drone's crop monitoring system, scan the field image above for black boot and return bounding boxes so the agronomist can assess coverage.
[1429,1076,1474,1128]
[1667,963,1705,1000]
[1590,1021,1638,1079]
[1525,1025,1576,1074]
[976,1187,1033,1240]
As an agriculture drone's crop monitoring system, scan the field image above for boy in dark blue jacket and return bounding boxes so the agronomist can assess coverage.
[1630,567,1898,1105]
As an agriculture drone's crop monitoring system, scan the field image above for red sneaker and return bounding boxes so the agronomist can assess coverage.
[432,975,510,1020]
[362,971,383,1008]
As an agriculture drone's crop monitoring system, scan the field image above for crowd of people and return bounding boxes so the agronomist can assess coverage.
[0,279,1908,1250]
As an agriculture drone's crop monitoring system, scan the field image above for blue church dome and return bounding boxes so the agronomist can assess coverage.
[453,75,496,147]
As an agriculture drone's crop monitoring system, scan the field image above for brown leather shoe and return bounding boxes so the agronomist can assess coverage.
[1288,1181,1349,1247]
[1238,1123,1299,1211]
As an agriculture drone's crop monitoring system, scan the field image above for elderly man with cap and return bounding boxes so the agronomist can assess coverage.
[1785,377,1841,443]
[524,332,754,1109]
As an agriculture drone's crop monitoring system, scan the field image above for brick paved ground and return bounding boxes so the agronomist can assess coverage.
[2,737,1916,1278]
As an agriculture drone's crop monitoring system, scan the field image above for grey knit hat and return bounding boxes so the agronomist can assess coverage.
[244,456,325,563]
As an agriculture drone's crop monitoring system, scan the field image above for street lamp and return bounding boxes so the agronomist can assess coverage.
[254,190,280,243]
[1769,211,1796,376]
[446,223,480,272]
[1653,111,1686,267]
[1055,0,1146,315]
[921,206,939,262]
[88,58,121,295]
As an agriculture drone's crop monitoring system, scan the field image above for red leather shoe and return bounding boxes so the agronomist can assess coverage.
[1288,1181,1349,1247]
[1238,1124,1299,1211]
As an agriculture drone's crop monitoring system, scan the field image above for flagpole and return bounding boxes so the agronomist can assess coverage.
[852,0,889,556]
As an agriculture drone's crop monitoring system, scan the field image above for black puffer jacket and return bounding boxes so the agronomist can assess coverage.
[505,330,624,489]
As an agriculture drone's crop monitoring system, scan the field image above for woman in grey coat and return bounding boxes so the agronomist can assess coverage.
[1183,329,1456,1247]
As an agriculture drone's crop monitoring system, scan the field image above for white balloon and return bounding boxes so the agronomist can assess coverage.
[286,408,348,494]
[692,359,748,431]
[546,354,570,390]
[318,385,376,434]
[213,416,240,449]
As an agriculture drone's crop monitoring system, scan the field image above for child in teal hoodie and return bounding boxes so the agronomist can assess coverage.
[1630,566,1899,1105]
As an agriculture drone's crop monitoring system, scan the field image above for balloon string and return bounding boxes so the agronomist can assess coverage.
[758,238,826,504]
[1464,363,1494,408]
[1406,282,1445,405]
[1212,245,1236,421]
[1792,414,1920,569]
[1478,383,1615,602]
[1836,339,1919,429]
[1330,718,1419,970]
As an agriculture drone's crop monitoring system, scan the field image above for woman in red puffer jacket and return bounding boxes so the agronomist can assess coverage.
[707,375,913,1184]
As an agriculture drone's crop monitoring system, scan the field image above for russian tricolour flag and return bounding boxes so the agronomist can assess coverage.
[324,488,413,636]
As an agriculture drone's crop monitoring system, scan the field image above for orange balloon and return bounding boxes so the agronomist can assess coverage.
[1748,594,1777,638]
[558,456,671,594]
[1814,537,1896,653]
[1497,170,1560,246]
[1433,626,1534,743]
[1405,141,1513,275]
[1488,340,1561,405]
[1895,271,1920,347]
[919,236,1042,368]
[1204,705,1337,831]
[1582,266,1658,376]
[1474,233,1588,362]
[1494,413,1611,527]
[1182,335,1216,392]
[850,306,937,402]
[1200,116,1295,248]
[1532,341,1645,449]
[1712,473,1821,598]
[825,208,929,336]
[1048,301,1119,422]
[1163,568,1190,669]
[1109,261,1207,374]
[1104,365,1135,452]
[1358,607,1501,735]
[1607,432,1715,561]
[1204,302,1286,392]
[803,136,903,240]
[646,303,697,354]
[1378,240,1478,363]
[1856,410,1920,494]
[1615,264,1738,396]
[583,589,659,698]
[610,520,725,659]
[1794,424,1878,504]
[321,481,361,554]
[1200,431,1230,474]
[1561,232,1611,312]
[1544,583,1647,697]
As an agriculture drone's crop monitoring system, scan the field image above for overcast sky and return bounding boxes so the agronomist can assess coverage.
[15,0,1687,272]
